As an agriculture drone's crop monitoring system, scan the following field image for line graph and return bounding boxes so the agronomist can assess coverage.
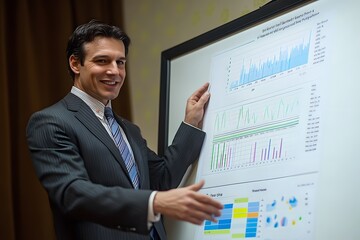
[214,91,301,135]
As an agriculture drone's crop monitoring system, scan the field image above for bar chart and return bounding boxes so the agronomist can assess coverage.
[210,134,294,171]
[227,32,311,92]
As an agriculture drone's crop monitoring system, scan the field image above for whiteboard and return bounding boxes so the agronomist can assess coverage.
[158,0,360,239]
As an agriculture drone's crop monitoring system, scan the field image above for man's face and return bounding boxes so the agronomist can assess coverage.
[71,37,126,105]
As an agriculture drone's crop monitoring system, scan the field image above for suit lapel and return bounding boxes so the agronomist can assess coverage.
[64,93,130,177]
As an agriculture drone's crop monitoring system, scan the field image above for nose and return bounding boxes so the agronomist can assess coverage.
[106,61,120,75]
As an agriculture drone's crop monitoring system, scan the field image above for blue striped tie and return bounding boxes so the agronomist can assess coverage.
[104,107,139,189]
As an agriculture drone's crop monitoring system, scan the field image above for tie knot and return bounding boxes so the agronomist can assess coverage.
[104,107,114,119]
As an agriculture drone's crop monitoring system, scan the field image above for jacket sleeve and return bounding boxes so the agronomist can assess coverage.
[146,122,206,190]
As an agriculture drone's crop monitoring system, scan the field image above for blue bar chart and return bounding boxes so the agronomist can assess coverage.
[227,32,311,92]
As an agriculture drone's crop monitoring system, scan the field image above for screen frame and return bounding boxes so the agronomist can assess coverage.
[157,0,314,154]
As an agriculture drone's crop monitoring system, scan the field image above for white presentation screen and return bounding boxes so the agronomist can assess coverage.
[158,0,360,239]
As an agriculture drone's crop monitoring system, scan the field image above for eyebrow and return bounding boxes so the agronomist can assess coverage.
[92,55,127,62]
[93,54,126,59]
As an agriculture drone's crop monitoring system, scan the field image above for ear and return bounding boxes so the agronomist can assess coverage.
[69,55,81,74]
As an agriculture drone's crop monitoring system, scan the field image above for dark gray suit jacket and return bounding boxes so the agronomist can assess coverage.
[26,93,205,240]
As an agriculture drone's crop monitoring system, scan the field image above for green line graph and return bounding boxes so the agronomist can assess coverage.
[214,91,301,135]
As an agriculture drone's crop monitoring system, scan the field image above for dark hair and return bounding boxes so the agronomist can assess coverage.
[66,19,131,80]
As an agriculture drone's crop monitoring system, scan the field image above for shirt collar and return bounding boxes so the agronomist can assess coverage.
[70,86,112,119]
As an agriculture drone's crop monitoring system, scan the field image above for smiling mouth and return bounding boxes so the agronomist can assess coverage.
[102,80,117,85]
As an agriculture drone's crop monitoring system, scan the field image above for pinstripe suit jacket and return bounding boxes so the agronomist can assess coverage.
[26,93,205,240]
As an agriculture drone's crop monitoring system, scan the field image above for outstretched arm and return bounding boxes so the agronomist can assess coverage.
[153,180,223,225]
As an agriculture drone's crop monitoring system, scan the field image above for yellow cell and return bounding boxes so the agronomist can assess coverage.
[232,233,245,238]
[233,213,247,218]
[233,207,247,213]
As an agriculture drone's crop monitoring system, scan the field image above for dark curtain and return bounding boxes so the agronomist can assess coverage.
[0,1,132,239]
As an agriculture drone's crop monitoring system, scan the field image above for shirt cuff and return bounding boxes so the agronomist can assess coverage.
[183,121,203,131]
[148,191,161,229]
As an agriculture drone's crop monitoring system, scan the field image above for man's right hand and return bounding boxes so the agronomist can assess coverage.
[153,180,223,225]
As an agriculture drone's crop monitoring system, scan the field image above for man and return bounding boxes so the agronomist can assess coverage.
[26,19,222,240]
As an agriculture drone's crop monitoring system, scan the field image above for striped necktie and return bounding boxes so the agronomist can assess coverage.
[104,107,139,189]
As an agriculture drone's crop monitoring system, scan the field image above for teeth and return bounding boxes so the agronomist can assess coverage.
[104,81,116,85]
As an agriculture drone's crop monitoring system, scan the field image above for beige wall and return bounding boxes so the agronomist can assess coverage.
[122,0,270,150]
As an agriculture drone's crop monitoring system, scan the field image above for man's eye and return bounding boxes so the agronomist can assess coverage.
[116,60,125,65]
[97,59,107,64]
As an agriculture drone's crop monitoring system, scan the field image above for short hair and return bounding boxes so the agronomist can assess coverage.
[66,19,131,80]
